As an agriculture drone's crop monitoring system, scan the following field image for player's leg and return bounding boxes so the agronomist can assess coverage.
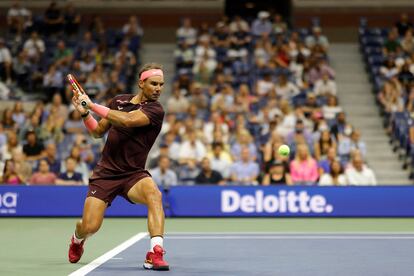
[127,177,169,271]
[69,197,107,263]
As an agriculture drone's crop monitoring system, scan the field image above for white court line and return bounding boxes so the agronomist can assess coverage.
[167,235,414,240]
[68,232,148,276]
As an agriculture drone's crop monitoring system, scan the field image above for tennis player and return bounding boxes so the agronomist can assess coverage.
[68,63,169,270]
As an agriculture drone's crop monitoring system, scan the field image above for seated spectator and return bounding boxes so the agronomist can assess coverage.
[29,159,57,185]
[63,2,81,36]
[379,59,399,80]
[255,72,275,98]
[11,101,26,128]
[23,31,45,62]
[229,15,250,33]
[11,148,32,184]
[178,130,207,164]
[22,130,45,162]
[43,0,64,35]
[188,82,208,110]
[338,129,366,162]
[0,38,13,84]
[345,153,377,185]
[176,18,197,45]
[122,15,144,39]
[322,95,342,121]
[262,159,292,185]
[318,146,339,175]
[167,87,190,113]
[302,93,321,118]
[231,129,257,161]
[174,41,195,69]
[314,129,337,161]
[61,145,89,184]
[314,73,337,96]
[401,29,414,54]
[290,143,319,185]
[41,142,61,174]
[252,11,272,36]
[207,142,232,179]
[1,131,22,161]
[7,1,32,38]
[382,29,401,56]
[286,118,314,150]
[195,157,225,185]
[177,159,200,185]
[64,109,86,135]
[308,59,335,85]
[229,147,259,185]
[56,157,83,185]
[330,112,351,139]
[150,156,178,189]
[1,159,23,185]
[305,26,329,51]
[395,13,413,37]
[275,74,300,101]
[319,160,347,186]
[54,40,73,67]
[43,64,64,98]
[272,14,288,35]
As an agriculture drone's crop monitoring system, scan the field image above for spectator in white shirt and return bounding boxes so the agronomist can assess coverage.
[229,15,250,33]
[322,95,343,121]
[275,74,300,100]
[122,15,143,37]
[176,18,197,45]
[305,26,329,51]
[345,153,377,185]
[0,38,13,84]
[178,130,207,164]
[167,87,190,113]
[319,160,347,186]
[23,31,45,61]
[314,73,337,96]
[207,142,233,179]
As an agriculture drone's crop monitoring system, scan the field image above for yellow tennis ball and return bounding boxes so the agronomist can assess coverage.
[278,144,290,156]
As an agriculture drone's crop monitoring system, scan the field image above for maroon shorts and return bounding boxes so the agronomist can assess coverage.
[87,165,151,206]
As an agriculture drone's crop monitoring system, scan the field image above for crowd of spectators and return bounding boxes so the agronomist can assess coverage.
[1,0,142,102]
[0,1,143,185]
[0,5,378,186]
[148,11,377,188]
[360,13,414,179]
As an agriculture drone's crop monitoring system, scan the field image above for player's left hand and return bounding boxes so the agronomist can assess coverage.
[78,93,93,110]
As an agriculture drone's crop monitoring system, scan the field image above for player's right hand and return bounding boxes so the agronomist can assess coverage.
[72,95,89,116]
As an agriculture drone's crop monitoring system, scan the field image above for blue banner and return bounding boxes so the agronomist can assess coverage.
[0,185,414,217]
[168,186,414,217]
[0,186,148,217]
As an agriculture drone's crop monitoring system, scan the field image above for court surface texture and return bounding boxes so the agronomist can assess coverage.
[1,218,413,276]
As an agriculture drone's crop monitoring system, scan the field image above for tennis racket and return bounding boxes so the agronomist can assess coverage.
[67,74,87,107]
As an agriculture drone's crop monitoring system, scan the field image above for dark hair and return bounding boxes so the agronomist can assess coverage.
[138,63,163,79]
[329,160,343,176]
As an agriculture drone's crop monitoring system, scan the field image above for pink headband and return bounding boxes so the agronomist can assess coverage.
[140,69,164,81]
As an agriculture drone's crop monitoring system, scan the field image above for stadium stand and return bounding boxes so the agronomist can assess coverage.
[149,11,375,186]
[359,14,414,180]
[0,1,142,185]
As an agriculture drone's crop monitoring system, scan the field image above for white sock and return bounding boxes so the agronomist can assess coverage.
[73,232,84,244]
[150,236,163,252]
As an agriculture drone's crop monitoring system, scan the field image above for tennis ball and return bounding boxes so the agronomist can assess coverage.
[278,144,290,157]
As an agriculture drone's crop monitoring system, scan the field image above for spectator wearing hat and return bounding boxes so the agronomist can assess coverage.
[262,159,292,185]
[252,11,272,36]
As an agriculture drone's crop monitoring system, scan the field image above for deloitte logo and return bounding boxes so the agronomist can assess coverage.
[0,192,18,214]
[221,190,333,214]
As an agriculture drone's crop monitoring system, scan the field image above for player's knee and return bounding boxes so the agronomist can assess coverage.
[145,188,162,206]
[83,220,102,234]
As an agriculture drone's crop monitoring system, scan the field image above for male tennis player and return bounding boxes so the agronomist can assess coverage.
[68,63,169,271]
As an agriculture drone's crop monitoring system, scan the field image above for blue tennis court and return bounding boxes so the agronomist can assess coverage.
[70,233,414,276]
